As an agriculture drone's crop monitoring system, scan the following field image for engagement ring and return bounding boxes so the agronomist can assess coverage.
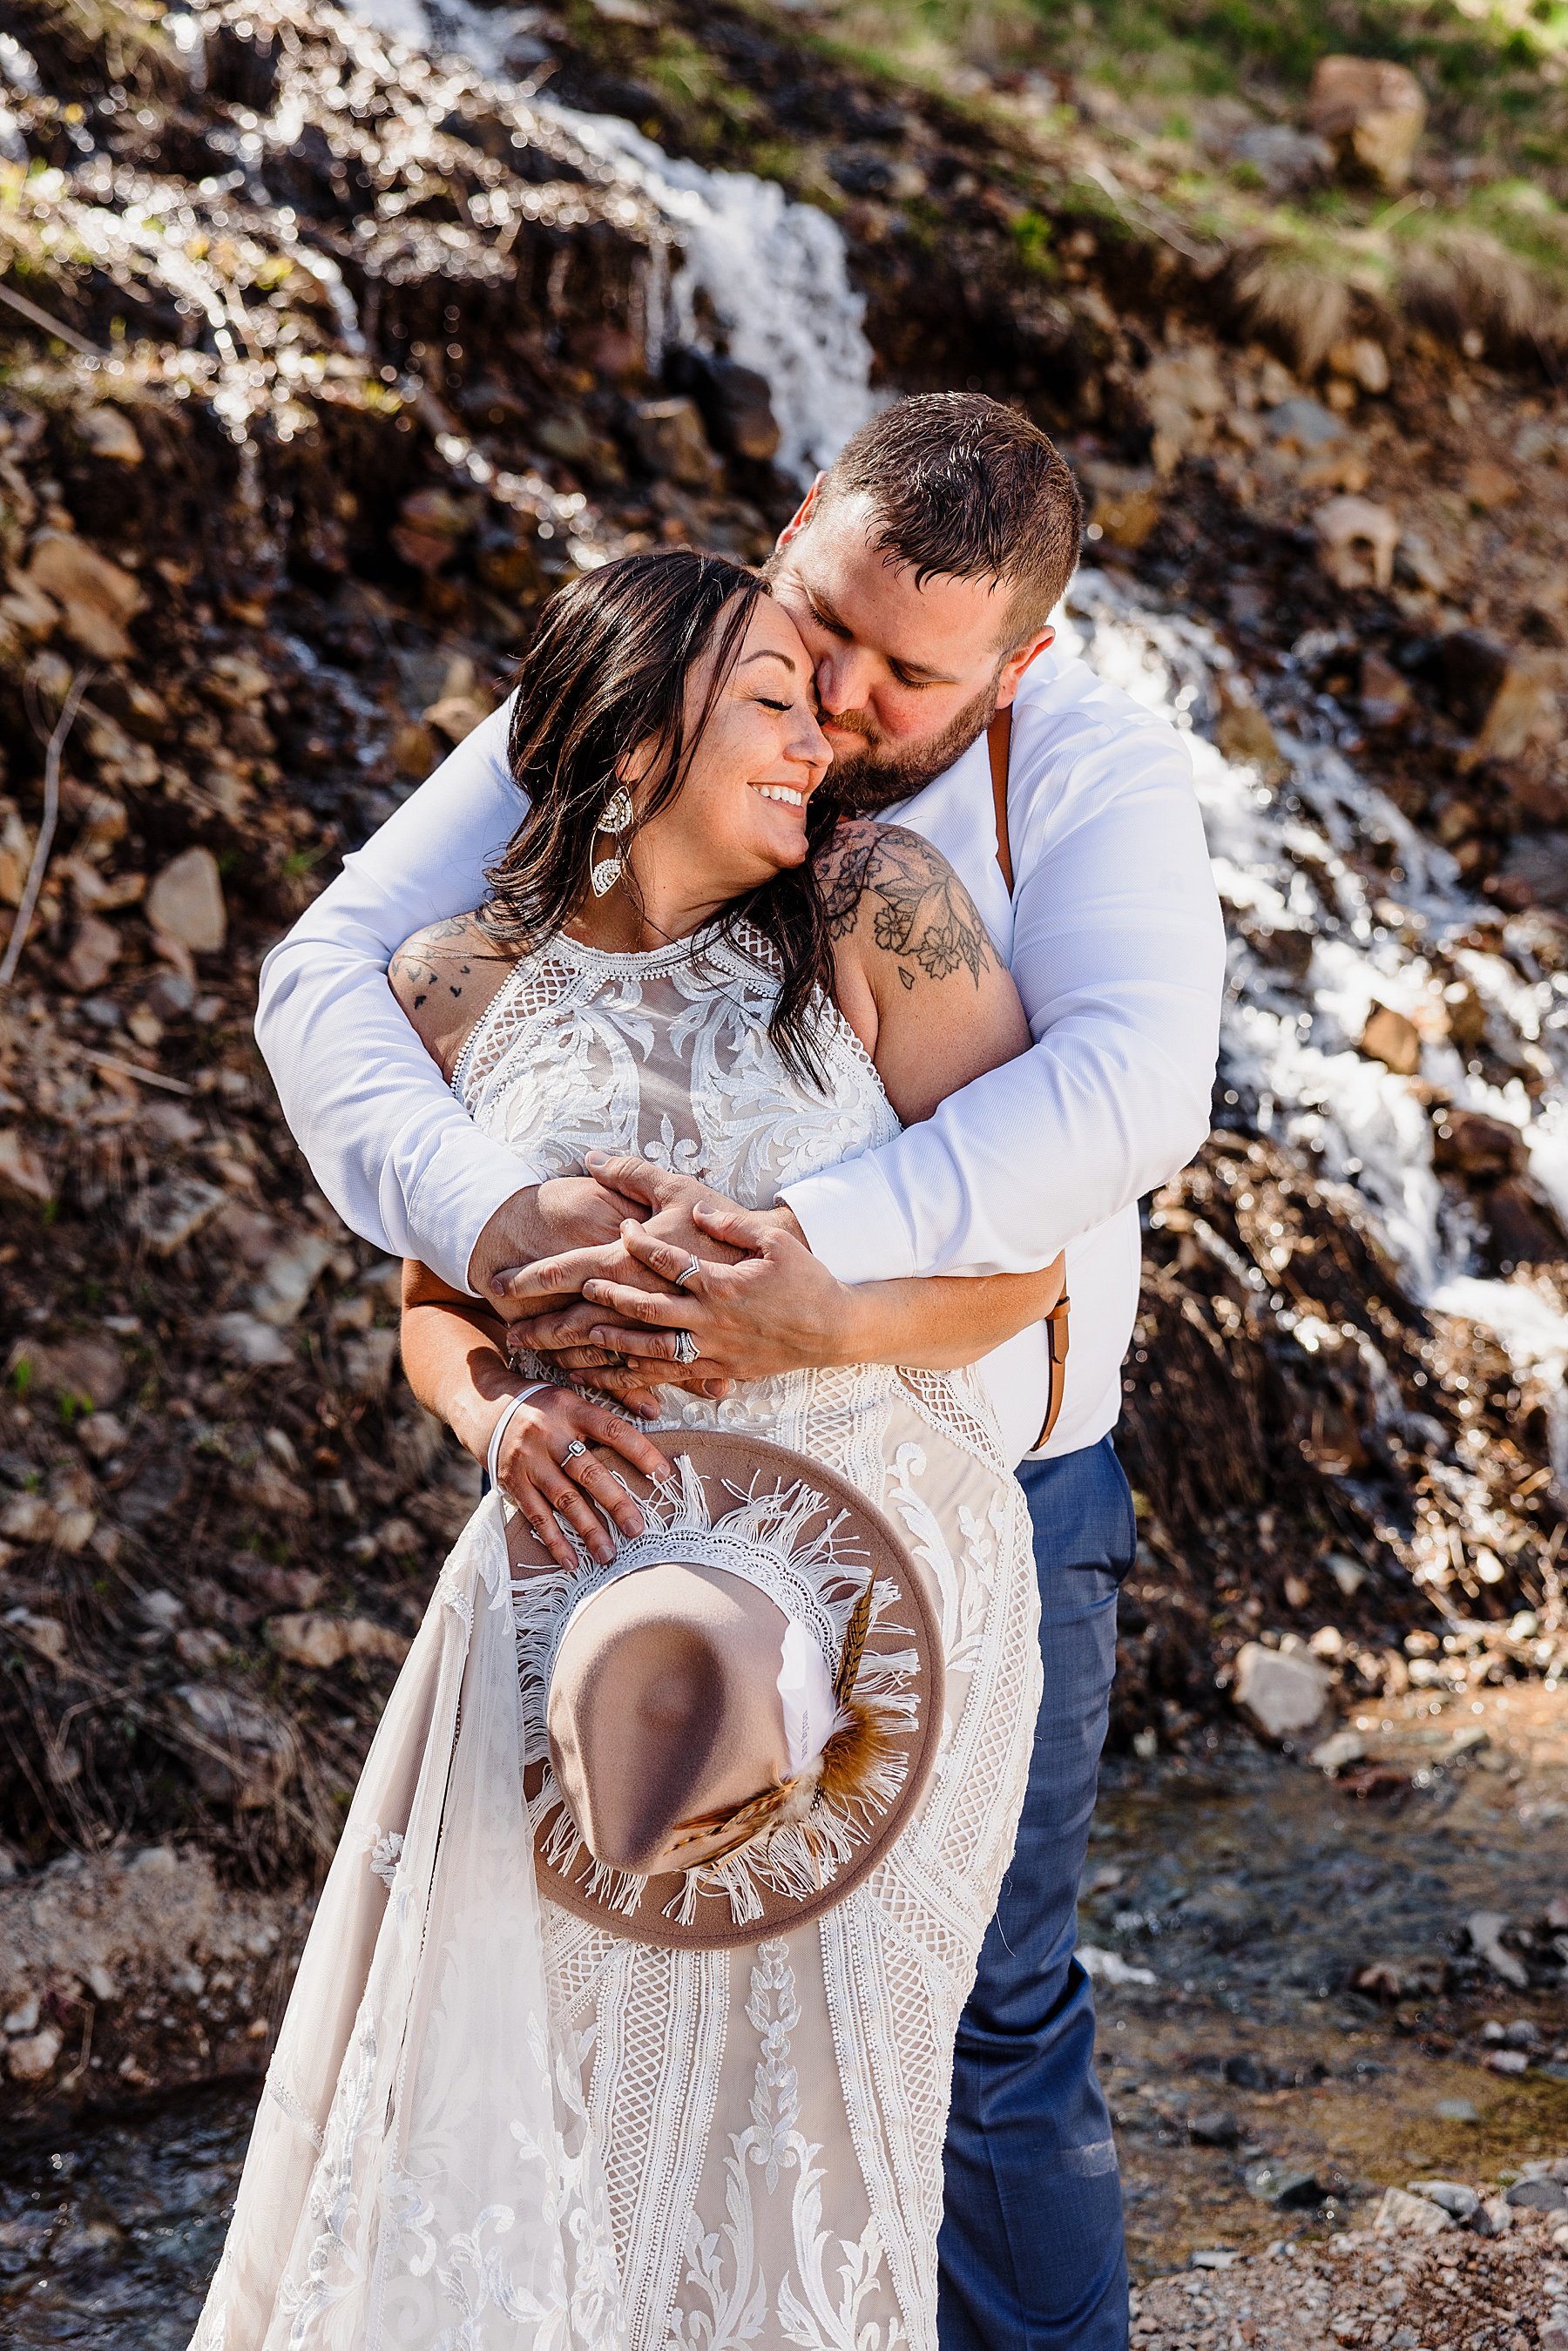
[559,1440,589,1467]
[672,1328,700,1366]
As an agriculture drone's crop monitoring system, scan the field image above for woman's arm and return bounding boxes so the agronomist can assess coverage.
[399,1259,669,1565]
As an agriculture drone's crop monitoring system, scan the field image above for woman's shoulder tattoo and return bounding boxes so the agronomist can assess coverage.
[389,912,506,1017]
[817,821,993,991]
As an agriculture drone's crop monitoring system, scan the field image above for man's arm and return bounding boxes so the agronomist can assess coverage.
[779,682,1225,1280]
[254,700,536,1293]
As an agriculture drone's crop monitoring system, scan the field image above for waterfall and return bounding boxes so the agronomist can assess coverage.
[340,0,1568,1436]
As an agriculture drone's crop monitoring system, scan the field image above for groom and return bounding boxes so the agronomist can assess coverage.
[257,391,1224,2348]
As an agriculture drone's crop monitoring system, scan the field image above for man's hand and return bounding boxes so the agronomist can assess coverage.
[467,1174,648,1314]
[568,1199,855,1386]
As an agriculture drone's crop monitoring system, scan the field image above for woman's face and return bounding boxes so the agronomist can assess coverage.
[627,596,834,911]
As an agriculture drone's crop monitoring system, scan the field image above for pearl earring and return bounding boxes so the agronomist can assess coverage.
[590,785,634,898]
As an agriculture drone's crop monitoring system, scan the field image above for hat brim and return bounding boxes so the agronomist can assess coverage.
[516,1428,944,1950]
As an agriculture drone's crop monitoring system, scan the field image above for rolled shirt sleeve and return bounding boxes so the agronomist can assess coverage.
[781,662,1225,1280]
[254,699,533,1293]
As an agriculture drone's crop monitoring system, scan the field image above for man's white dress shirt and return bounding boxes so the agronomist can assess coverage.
[255,642,1225,1466]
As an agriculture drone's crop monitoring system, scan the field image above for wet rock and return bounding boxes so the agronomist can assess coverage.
[1360,1003,1421,1076]
[1409,2180,1478,2222]
[167,1684,297,1808]
[1315,495,1399,592]
[1233,1641,1330,1737]
[130,1172,226,1256]
[267,1611,411,1670]
[1432,1108,1526,1181]
[1468,1910,1529,1990]
[1506,2178,1568,2212]
[1375,2185,1454,2235]
[145,848,226,955]
[20,530,145,661]
[1245,2159,1323,2209]
[629,397,719,490]
[6,2024,63,2082]
[59,914,121,994]
[1308,56,1425,191]
[1188,2110,1241,2147]
[666,347,780,464]
[1359,651,1411,728]
[1308,1729,1366,1774]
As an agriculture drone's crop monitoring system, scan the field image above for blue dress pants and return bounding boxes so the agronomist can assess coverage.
[936,1436,1133,2351]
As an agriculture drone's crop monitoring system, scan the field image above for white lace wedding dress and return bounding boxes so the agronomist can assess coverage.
[193,922,1040,2351]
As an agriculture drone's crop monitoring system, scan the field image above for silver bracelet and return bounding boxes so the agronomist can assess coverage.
[485,1383,551,1488]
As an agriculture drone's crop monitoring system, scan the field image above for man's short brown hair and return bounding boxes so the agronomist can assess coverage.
[818,392,1084,646]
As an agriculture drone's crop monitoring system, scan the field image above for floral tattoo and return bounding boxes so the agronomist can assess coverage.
[819,824,993,991]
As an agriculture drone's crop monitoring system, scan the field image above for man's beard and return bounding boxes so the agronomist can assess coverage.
[821,672,1002,815]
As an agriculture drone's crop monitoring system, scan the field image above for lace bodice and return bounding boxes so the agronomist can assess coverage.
[452,918,902,1207]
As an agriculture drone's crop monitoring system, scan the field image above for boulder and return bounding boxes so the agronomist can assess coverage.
[1308,56,1426,191]
[666,347,781,463]
[1409,2180,1478,2222]
[1375,2185,1454,2236]
[1360,1003,1421,1076]
[1232,1641,1330,1739]
[1431,1107,1526,1181]
[21,530,146,662]
[145,847,226,954]
[629,397,719,490]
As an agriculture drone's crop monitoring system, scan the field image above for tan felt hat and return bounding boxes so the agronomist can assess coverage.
[517,1429,943,1949]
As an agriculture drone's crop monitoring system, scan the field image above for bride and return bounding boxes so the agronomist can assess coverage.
[193,548,1062,2351]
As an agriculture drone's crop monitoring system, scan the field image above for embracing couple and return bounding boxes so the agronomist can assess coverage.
[194,394,1223,2351]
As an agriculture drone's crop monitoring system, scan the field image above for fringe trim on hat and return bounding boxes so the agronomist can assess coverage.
[515,1458,922,1929]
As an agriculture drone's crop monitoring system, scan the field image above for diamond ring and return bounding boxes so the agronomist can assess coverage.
[671,1328,700,1367]
[672,1255,702,1291]
[559,1439,589,1468]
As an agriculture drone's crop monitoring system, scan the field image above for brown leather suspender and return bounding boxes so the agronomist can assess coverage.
[986,706,1070,1451]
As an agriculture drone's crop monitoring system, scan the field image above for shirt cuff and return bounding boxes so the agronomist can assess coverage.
[402,1134,544,1297]
[779,1154,917,1285]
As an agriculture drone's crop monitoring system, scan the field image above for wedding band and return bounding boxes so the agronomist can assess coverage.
[672,1255,701,1291]
[559,1439,588,1467]
[672,1328,700,1367]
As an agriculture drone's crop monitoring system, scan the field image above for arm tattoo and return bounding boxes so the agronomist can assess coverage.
[388,915,500,1015]
[820,824,994,990]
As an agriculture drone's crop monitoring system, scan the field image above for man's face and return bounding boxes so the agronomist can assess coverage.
[767,483,1054,812]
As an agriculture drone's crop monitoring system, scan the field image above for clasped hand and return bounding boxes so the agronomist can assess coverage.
[483,1152,852,1408]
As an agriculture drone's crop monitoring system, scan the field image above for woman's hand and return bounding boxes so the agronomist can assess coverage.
[481,1385,669,1570]
[574,1204,862,1384]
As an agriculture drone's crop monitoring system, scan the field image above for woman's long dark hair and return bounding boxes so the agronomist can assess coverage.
[485,547,841,1085]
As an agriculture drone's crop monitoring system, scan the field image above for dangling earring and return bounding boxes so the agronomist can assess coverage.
[590,784,634,898]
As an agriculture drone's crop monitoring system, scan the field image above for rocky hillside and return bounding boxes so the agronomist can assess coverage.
[2,0,1568,2115]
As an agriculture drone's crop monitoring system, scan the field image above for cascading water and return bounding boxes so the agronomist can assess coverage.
[345,0,1568,1512]
[343,0,878,481]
